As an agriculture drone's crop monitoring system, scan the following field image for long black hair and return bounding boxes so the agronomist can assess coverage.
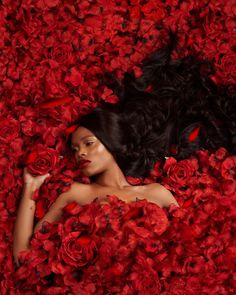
[69,34,236,178]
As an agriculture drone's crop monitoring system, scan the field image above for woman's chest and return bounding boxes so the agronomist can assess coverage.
[92,185,150,204]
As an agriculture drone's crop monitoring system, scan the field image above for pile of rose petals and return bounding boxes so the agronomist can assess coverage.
[2,147,235,294]
[0,0,235,294]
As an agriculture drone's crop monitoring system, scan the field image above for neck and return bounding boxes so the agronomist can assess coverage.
[94,162,132,189]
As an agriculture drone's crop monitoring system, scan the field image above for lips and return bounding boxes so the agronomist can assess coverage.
[78,159,91,168]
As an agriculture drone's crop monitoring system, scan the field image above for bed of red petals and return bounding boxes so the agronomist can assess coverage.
[0,0,235,294]
[2,147,235,294]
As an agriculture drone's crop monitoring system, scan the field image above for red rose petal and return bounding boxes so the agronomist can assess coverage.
[188,126,201,142]
[38,97,73,109]
[63,201,83,215]
[145,85,153,92]
[63,201,78,212]
[169,144,178,154]
[65,125,79,135]
[77,236,91,246]
[182,197,193,208]
[123,207,143,221]
[25,151,38,164]
[35,199,45,219]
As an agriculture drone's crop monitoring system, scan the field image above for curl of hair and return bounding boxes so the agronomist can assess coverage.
[72,33,236,178]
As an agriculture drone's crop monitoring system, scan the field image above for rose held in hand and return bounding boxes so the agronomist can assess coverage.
[25,144,59,175]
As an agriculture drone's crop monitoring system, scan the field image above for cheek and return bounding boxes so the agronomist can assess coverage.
[83,146,115,176]
[94,144,114,164]
[97,144,106,153]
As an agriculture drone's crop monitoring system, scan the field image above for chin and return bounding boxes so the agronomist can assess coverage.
[80,164,104,177]
[81,170,92,177]
[81,168,96,177]
[85,169,104,178]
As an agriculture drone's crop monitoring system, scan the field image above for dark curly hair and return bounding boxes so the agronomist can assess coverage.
[69,34,236,178]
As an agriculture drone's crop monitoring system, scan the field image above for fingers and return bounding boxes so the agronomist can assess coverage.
[44,173,51,181]
[42,173,50,180]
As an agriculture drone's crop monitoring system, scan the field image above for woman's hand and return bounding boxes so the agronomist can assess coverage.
[23,167,51,191]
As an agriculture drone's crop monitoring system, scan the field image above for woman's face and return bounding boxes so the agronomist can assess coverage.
[70,126,115,176]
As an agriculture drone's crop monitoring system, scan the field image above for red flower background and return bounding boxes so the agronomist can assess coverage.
[0,0,236,294]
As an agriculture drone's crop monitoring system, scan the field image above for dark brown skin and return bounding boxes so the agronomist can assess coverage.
[13,127,179,267]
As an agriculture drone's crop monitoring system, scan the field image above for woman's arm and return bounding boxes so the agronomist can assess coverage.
[33,182,93,233]
[13,183,73,267]
[13,168,52,267]
[13,184,37,267]
[13,183,74,267]
[13,174,95,267]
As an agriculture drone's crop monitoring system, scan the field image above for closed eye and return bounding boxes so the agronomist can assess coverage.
[86,142,93,146]
[72,142,93,151]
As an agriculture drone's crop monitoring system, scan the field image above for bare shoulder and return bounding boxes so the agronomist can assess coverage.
[69,181,94,193]
[64,181,95,205]
[144,183,180,208]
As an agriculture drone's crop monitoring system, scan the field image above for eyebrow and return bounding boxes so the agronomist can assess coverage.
[71,136,95,147]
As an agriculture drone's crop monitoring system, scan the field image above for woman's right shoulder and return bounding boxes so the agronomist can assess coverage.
[69,181,94,194]
[65,181,96,205]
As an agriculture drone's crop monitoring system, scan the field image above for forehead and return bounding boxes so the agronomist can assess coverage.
[71,127,96,143]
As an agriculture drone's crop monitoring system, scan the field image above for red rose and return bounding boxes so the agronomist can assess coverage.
[0,117,20,144]
[25,144,59,175]
[130,252,161,295]
[214,147,228,160]
[58,232,98,267]
[209,147,228,171]
[163,157,198,186]
[49,44,75,65]
[217,53,236,83]
[221,156,236,180]
[144,203,169,235]
[221,180,236,195]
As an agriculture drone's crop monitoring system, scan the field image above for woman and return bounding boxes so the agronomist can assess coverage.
[13,40,235,267]
[13,112,179,267]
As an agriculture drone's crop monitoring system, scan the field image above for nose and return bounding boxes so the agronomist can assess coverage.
[76,147,87,159]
